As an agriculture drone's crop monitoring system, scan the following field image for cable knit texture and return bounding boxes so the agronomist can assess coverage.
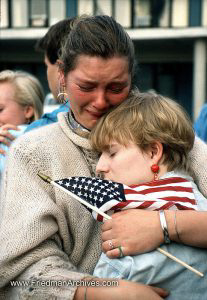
[0,113,101,299]
[0,112,207,299]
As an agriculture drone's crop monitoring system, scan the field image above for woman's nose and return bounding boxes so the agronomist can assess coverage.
[93,90,109,110]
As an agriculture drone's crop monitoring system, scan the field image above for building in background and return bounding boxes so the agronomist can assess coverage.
[1,0,207,119]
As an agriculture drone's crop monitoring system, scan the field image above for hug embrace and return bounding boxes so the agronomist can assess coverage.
[0,15,207,300]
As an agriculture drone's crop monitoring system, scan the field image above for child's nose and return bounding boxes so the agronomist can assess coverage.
[96,155,108,174]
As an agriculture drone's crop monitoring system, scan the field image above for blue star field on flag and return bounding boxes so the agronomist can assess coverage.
[55,177,124,221]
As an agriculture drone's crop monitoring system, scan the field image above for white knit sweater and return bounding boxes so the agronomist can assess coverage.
[0,112,207,300]
[0,113,101,299]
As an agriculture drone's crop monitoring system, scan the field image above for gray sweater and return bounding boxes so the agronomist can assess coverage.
[0,113,101,299]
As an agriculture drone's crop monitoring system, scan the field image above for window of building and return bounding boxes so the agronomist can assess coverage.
[134,0,151,27]
[30,0,48,27]
[78,0,94,15]
[1,0,66,28]
[133,0,170,28]
[78,0,112,16]
[114,0,131,27]
[172,0,188,27]
[157,0,171,27]
[202,0,207,26]
[78,0,131,28]
[1,0,8,27]
[12,0,28,27]
[95,0,112,15]
[50,0,66,25]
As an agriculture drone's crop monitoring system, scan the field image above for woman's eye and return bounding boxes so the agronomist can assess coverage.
[108,83,128,94]
[79,85,94,92]
[109,87,123,94]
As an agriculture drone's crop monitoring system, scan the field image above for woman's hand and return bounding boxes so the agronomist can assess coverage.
[90,281,169,300]
[75,279,169,300]
[0,124,18,155]
[102,209,164,258]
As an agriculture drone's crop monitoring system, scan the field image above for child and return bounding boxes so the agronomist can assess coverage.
[55,91,207,299]
[0,70,44,181]
[89,91,207,300]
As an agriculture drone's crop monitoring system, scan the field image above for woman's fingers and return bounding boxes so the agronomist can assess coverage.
[0,148,6,155]
[101,219,112,231]
[106,247,126,259]
[102,238,127,258]
[149,286,169,298]
[101,229,112,242]
[0,135,11,146]
[0,127,17,145]
[102,239,116,252]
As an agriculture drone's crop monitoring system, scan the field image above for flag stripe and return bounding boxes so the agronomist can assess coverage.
[124,186,193,194]
[129,177,190,188]
[129,181,193,192]
[125,193,195,203]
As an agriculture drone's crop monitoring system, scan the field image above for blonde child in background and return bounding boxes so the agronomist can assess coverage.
[0,70,44,179]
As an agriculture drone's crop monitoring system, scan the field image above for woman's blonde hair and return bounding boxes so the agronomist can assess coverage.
[0,70,44,122]
[90,90,195,172]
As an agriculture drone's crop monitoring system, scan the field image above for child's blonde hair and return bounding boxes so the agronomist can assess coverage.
[90,91,195,172]
[0,70,44,123]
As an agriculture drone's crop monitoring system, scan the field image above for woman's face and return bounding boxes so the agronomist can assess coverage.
[0,82,29,127]
[63,55,131,129]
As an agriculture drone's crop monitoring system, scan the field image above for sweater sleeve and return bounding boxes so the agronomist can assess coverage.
[0,136,90,300]
[189,136,207,198]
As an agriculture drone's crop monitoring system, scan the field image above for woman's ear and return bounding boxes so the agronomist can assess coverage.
[57,59,65,85]
[148,141,163,164]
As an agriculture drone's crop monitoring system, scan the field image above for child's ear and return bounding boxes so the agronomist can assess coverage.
[24,105,34,120]
[149,141,163,164]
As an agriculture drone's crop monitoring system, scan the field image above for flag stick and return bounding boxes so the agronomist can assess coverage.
[38,172,204,278]
[157,248,203,277]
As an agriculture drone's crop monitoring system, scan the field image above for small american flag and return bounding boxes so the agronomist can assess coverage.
[55,176,197,222]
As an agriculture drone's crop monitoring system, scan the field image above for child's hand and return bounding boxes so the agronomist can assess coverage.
[0,124,19,154]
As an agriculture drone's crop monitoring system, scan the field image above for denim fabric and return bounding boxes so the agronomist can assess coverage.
[25,103,69,132]
[93,172,207,300]
[194,104,207,143]
[94,244,207,300]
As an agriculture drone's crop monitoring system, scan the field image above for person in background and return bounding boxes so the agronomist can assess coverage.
[0,70,44,179]
[194,103,207,143]
[0,19,73,152]
[24,18,74,132]
[88,91,207,299]
[0,15,207,300]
